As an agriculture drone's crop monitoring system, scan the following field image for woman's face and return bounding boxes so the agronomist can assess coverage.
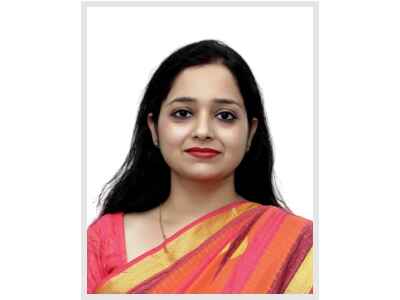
[147,63,258,182]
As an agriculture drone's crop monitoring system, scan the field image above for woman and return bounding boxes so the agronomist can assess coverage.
[87,40,313,294]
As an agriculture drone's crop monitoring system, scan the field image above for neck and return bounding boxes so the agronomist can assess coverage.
[162,171,242,224]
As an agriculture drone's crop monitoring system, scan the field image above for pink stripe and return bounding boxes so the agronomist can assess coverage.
[223,208,288,293]
[269,222,312,293]
[129,205,264,293]
[94,200,248,291]
[176,207,264,293]
[212,212,262,280]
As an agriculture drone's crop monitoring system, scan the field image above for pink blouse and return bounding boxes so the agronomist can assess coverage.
[87,213,126,293]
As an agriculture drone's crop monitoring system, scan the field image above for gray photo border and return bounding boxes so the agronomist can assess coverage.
[81,1,319,299]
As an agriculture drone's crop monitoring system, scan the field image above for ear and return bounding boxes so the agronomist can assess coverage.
[147,113,159,145]
[247,117,258,150]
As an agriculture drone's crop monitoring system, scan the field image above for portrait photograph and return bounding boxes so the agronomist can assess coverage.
[4,0,400,299]
[83,1,316,295]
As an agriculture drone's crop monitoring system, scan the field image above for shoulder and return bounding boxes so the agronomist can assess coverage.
[264,205,312,224]
[87,212,124,239]
[255,204,313,239]
[275,206,313,246]
[257,205,313,260]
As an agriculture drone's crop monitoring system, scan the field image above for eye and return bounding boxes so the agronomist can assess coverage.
[217,111,237,122]
[171,109,238,122]
[171,109,193,119]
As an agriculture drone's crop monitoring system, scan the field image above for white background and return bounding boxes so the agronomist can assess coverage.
[1,0,400,300]
[86,6,314,224]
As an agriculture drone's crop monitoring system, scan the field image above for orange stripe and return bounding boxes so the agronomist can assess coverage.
[186,235,251,292]
[185,253,233,292]
[95,201,258,293]
[149,208,263,293]
[221,206,284,292]
[241,214,310,293]
[189,207,278,292]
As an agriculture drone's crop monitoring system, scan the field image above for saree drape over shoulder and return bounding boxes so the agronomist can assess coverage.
[87,200,313,294]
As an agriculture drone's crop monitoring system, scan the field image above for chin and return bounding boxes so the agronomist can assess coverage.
[180,169,232,182]
[190,174,220,182]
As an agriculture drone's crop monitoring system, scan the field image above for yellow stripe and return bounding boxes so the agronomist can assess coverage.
[284,247,313,294]
[96,201,260,293]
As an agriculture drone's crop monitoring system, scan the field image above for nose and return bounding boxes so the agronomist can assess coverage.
[192,112,214,141]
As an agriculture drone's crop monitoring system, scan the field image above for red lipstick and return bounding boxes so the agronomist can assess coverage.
[185,147,221,159]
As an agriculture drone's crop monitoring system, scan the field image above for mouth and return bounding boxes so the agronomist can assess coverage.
[185,151,220,159]
[184,147,221,159]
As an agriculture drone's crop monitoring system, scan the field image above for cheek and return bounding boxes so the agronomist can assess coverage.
[159,120,189,146]
[218,125,248,149]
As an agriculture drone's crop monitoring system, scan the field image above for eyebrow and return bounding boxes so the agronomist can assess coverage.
[166,97,243,109]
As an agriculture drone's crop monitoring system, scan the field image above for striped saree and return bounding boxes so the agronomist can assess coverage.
[88,200,313,294]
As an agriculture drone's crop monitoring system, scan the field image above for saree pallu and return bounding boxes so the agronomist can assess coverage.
[88,200,313,294]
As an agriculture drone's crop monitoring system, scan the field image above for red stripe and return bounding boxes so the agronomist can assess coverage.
[223,207,288,292]
[129,205,263,293]
[270,221,312,293]
[176,207,265,293]
[95,201,248,291]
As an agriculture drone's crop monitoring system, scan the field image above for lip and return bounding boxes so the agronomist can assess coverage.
[185,147,221,154]
[184,147,221,159]
[186,151,220,159]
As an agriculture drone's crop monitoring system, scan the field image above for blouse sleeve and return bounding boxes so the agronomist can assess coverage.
[87,222,105,294]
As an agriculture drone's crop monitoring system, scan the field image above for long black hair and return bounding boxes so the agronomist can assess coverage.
[97,39,288,216]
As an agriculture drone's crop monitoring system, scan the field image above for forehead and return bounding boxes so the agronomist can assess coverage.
[165,64,244,106]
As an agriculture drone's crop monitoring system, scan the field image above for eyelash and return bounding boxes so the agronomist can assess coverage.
[171,109,238,122]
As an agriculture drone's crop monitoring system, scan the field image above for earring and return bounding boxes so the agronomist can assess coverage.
[155,140,159,148]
